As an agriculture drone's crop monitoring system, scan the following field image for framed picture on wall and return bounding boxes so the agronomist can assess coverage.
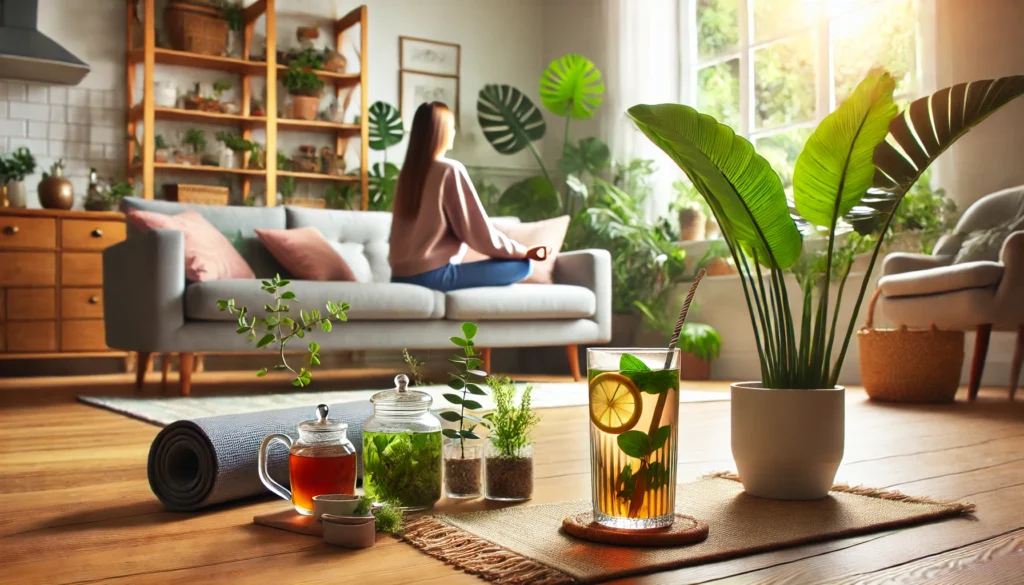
[399,36,461,76]
[400,70,460,126]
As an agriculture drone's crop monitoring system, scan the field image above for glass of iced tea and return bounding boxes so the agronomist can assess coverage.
[258,404,358,514]
[588,348,680,529]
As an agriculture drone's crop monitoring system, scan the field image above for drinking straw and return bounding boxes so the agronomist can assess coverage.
[663,268,707,370]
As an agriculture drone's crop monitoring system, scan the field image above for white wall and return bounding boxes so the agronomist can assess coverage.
[0,0,546,206]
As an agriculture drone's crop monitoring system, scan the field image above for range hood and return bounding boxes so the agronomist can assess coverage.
[0,0,90,85]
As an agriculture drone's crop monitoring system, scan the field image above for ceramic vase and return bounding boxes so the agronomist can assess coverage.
[730,382,844,500]
[38,175,74,210]
[5,181,27,208]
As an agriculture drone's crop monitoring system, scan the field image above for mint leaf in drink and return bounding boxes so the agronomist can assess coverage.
[650,425,673,451]
[617,430,651,459]
[624,369,679,395]
[646,461,670,491]
[620,353,650,372]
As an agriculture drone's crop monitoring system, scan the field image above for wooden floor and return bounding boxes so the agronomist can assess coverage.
[1,383,1022,584]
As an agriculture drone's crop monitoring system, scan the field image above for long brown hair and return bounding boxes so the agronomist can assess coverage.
[393,102,454,219]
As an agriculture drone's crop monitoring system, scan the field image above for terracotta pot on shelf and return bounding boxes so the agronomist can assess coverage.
[164,0,227,56]
[291,94,321,121]
[678,207,707,241]
[703,257,736,277]
[679,351,712,381]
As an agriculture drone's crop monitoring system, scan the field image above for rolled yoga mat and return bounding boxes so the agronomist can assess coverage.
[148,400,375,511]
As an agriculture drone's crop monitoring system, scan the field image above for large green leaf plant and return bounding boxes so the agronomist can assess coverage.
[629,71,1024,389]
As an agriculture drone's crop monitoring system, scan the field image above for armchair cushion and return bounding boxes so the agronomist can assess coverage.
[879,261,1003,298]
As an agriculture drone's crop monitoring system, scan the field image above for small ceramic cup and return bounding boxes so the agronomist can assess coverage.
[312,494,364,522]
[321,514,376,549]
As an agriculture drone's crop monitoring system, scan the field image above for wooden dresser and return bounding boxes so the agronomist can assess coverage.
[0,208,127,359]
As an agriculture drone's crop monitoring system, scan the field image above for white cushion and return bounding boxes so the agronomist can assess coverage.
[329,242,374,283]
[879,261,1003,298]
[446,284,596,320]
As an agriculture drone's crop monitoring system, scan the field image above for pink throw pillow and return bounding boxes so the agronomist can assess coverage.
[464,216,571,284]
[255,227,356,281]
[126,210,255,281]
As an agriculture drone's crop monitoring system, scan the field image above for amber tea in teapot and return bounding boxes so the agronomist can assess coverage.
[259,404,357,514]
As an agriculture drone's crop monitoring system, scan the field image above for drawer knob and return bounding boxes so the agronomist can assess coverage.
[89,295,100,304]
[2,225,18,235]
[91,229,103,238]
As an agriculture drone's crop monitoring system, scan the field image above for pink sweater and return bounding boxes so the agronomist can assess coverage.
[389,157,528,277]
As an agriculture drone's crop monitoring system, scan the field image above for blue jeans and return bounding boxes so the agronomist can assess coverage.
[393,259,532,292]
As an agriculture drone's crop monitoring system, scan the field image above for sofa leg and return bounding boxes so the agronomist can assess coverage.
[1010,325,1024,401]
[179,353,195,397]
[161,354,172,392]
[136,352,153,392]
[481,348,491,374]
[969,324,993,401]
[567,345,581,382]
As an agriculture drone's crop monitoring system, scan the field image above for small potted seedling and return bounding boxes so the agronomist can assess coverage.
[482,376,540,501]
[283,62,325,121]
[155,135,170,163]
[213,80,237,113]
[440,322,488,499]
[181,128,205,166]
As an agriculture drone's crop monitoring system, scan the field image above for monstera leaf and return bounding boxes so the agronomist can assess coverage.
[793,69,899,228]
[367,162,399,211]
[477,84,547,155]
[367,101,403,151]
[874,75,1024,196]
[496,176,560,222]
[627,104,801,269]
[539,54,604,119]
[560,137,611,177]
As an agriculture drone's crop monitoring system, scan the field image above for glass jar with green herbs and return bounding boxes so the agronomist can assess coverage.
[362,375,442,511]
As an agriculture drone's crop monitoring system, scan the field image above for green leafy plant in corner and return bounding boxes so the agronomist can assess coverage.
[440,322,489,458]
[678,323,722,362]
[217,273,349,387]
[484,376,540,459]
[628,71,1024,389]
[283,63,324,97]
[367,101,404,166]
[402,348,426,386]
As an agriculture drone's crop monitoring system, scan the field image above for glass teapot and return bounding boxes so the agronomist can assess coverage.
[258,404,357,515]
[362,375,443,510]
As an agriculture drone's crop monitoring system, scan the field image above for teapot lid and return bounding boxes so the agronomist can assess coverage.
[369,375,432,411]
[298,404,348,432]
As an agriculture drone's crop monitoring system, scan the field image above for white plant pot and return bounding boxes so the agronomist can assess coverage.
[5,180,27,207]
[155,82,177,108]
[731,382,845,500]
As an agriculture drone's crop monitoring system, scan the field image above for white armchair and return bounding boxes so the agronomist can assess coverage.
[877,185,1024,400]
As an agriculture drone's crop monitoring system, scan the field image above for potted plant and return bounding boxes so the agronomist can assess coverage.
[628,71,1024,500]
[0,148,37,208]
[677,323,721,380]
[221,1,243,57]
[695,240,737,277]
[154,135,170,163]
[216,131,253,169]
[284,63,325,121]
[482,376,540,502]
[278,175,296,204]
[181,129,205,166]
[440,322,488,499]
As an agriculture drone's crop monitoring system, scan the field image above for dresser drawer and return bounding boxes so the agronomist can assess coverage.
[62,288,105,319]
[61,253,103,286]
[0,252,57,286]
[61,219,126,250]
[61,319,108,351]
[0,216,57,250]
[6,288,56,320]
[6,320,57,352]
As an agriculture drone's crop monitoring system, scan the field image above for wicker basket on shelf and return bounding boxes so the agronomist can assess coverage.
[163,184,229,206]
[284,196,327,209]
[857,288,965,403]
[165,1,227,56]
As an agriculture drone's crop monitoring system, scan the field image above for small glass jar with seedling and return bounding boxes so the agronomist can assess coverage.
[483,376,540,502]
[440,322,489,499]
[362,374,443,511]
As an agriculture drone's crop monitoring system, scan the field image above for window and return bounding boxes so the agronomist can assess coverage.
[685,0,923,188]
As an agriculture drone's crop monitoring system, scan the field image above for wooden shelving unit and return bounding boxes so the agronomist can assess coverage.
[125,0,369,208]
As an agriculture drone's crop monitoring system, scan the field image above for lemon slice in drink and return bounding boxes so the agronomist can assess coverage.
[589,373,643,434]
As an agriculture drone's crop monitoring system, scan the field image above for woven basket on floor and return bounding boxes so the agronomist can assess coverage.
[857,289,964,403]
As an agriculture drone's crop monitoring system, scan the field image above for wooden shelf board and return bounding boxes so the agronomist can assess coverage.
[276,118,361,134]
[130,104,267,127]
[132,162,267,177]
[278,170,360,182]
[0,351,127,360]
[275,64,360,86]
[131,47,263,75]
[336,5,363,34]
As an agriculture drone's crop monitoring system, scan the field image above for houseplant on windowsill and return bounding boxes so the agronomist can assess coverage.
[482,376,540,502]
[629,70,1024,499]
[284,63,325,121]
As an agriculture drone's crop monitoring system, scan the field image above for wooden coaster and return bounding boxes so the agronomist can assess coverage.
[561,512,709,547]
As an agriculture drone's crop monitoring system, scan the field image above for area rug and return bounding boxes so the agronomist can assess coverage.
[79,382,726,427]
[402,473,975,585]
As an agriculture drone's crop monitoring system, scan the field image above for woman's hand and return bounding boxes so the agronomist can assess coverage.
[526,246,551,261]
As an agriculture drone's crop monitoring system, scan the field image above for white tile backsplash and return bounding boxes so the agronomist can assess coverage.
[28,121,48,139]
[10,102,50,121]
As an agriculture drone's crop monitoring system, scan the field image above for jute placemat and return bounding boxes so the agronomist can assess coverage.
[402,473,974,585]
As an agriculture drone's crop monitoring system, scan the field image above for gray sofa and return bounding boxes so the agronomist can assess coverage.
[103,197,611,394]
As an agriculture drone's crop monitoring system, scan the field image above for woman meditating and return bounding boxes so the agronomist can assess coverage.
[389,101,548,292]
